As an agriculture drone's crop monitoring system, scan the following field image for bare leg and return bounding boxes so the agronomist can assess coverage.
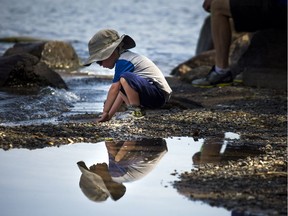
[119,77,140,106]
[119,91,129,105]
[210,0,232,69]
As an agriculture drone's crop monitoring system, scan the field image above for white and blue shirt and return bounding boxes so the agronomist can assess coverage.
[113,50,172,97]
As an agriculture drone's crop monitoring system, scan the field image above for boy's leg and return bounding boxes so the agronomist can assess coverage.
[120,72,165,108]
[119,91,129,105]
[119,77,140,106]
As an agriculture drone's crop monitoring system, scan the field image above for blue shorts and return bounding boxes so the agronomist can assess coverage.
[119,72,166,108]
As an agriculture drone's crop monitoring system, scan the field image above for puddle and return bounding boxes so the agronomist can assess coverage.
[0,134,262,216]
[192,132,262,167]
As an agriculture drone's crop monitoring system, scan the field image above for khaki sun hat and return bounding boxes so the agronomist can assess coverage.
[83,29,136,66]
[77,161,126,202]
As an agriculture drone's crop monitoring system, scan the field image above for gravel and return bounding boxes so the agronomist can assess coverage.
[0,77,287,215]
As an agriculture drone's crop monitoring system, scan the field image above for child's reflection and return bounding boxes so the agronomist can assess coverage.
[77,161,126,202]
[77,138,168,202]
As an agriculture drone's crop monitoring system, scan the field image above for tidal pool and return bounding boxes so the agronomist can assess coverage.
[0,135,248,216]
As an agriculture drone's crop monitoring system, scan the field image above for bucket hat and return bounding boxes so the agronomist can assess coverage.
[83,29,136,66]
[77,161,126,202]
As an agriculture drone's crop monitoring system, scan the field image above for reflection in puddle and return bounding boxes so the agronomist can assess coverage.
[77,138,167,202]
[0,133,262,216]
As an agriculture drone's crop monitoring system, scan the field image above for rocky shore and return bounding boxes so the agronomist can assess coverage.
[0,77,287,215]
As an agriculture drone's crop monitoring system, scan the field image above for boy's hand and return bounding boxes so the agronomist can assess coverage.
[96,112,110,122]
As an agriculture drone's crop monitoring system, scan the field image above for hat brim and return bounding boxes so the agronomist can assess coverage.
[77,161,110,201]
[82,34,136,67]
[77,161,126,201]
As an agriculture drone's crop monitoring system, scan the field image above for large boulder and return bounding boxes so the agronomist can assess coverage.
[238,29,287,89]
[3,41,80,70]
[195,16,214,55]
[0,53,67,89]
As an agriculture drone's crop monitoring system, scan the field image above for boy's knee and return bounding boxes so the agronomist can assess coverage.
[120,77,126,84]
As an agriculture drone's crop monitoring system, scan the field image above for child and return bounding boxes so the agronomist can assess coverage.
[83,29,172,122]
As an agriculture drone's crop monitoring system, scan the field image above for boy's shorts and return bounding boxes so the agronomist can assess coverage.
[230,0,287,32]
[120,72,166,108]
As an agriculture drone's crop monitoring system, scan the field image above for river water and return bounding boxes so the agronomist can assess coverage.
[0,0,207,125]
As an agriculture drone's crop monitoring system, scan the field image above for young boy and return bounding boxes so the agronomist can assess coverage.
[83,29,172,122]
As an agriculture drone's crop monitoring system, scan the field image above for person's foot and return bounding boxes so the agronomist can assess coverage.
[114,106,145,120]
[191,66,233,88]
[233,72,243,83]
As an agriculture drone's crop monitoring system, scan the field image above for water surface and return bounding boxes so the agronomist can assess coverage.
[0,136,231,216]
[0,0,205,75]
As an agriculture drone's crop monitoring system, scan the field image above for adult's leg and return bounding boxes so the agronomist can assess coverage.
[210,0,232,70]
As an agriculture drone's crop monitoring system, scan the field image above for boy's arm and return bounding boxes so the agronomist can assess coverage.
[108,94,124,118]
[97,82,121,122]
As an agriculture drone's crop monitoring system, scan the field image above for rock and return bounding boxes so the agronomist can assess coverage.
[4,41,80,71]
[33,61,68,89]
[0,53,38,87]
[0,40,79,88]
[238,29,287,89]
[195,16,214,55]
[41,41,80,70]
[178,65,211,83]
[3,42,45,58]
[0,36,48,43]
[0,53,67,88]
[229,33,253,74]
[171,50,215,78]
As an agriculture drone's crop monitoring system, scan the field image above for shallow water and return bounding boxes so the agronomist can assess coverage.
[0,75,111,125]
[0,133,264,216]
